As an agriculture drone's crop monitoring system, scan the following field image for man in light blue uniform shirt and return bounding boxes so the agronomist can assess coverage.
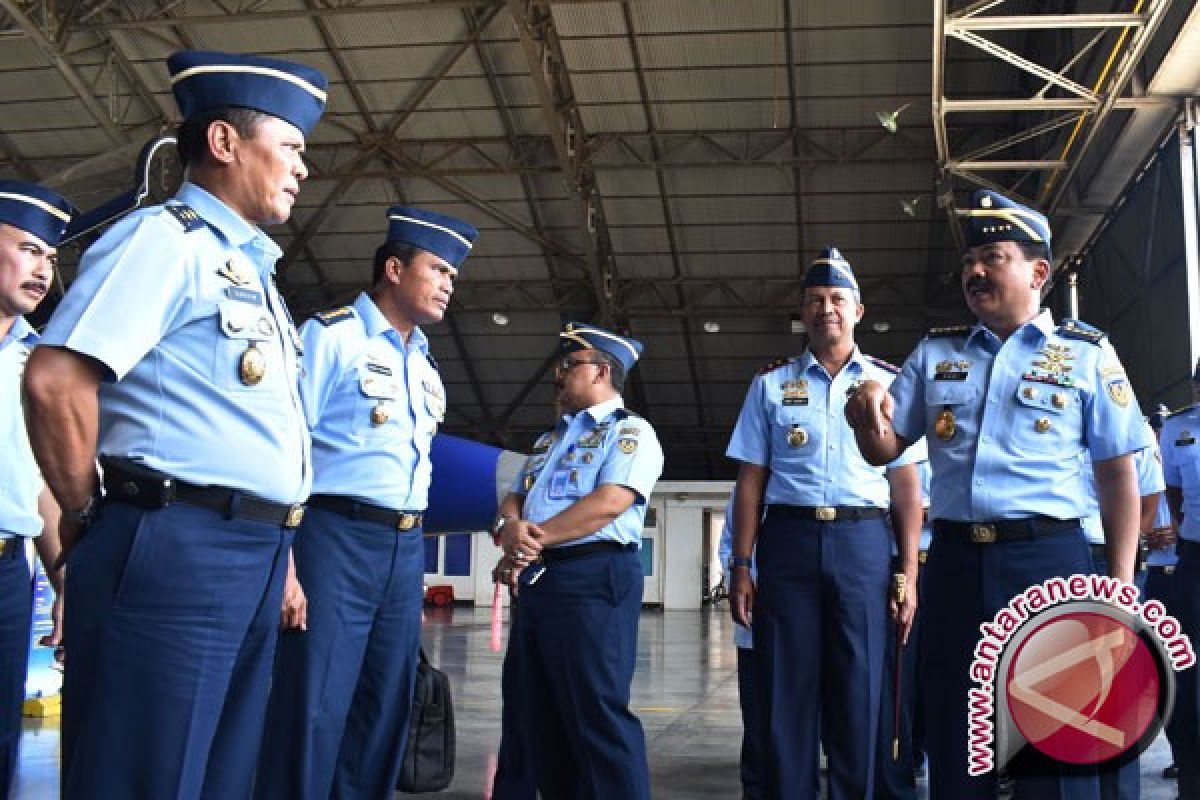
[0,181,72,799]
[496,322,664,800]
[1159,369,1200,800]
[847,189,1144,800]
[727,247,926,800]
[256,206,476,799]
[23,50,325,799]
[718,494,762,800]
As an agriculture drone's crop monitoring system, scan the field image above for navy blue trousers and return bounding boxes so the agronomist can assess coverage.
[921,526,1100,800]
[1142,566,1182,770]
[255,507,424,800]
[752,510,890,800]
[61,501,292,800]
[737,646,764,800]
[512,547,649,800]
[493,595,538,800]
[1170,542,1200,800]
[0,544,31,800]
[874,559,925,800]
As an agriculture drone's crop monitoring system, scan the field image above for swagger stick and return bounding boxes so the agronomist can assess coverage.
[892,572,908,761]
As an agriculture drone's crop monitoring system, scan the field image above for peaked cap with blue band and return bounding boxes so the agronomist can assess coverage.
[0,180,74,246]
[168,50,328,135]
[962,189,1052,259]
[560,321,644,374]
[802,245,859,297]
[386,206,478,268]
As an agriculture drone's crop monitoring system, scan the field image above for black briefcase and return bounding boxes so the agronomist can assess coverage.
[397,649,455,793]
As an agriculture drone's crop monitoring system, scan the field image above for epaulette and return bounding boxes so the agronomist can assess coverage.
[312,306,354,327]
[865,355,900,375]
[163,203,204,232]
[1057,318,1106,345]
[757,357,793,375]
[927,325,970,338]
[1166,404,1198,419]
[426,353,439,371]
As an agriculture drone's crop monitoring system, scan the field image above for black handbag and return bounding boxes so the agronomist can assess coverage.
[397,649,455,793]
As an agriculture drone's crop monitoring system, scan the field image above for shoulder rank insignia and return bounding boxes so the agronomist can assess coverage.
[757,357,793,375]
[426,353,439,371]
[163,203,204,232]
[1057,318,1106,345]
[927,324,971,339]
[313,306,354,327]
[865,355,899,375]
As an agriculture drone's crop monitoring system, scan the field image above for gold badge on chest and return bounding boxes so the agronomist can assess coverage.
[239,342,266,386]
[371,402,390,426]
[934,408,956,441]
[787,425,808,448]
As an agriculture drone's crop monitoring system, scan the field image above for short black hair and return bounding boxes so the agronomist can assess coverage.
[372,242,419,286]
[595,349,626,392]
[176,107,271,168]
[1016,240,1051,264]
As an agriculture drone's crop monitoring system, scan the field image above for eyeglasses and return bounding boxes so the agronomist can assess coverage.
[555,356,605,373]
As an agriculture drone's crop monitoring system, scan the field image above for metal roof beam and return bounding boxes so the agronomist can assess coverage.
[947,13,1148,31]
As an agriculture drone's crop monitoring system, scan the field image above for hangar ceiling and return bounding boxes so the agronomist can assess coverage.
[1,0,1196,478]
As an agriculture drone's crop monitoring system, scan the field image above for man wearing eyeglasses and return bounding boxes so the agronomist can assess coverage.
[493,322,664,800]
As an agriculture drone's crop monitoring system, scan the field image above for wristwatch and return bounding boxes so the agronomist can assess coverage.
[491,514,513,539]
[66,494,99,528]
[729,555,753,569]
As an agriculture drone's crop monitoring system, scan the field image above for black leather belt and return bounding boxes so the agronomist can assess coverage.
[934,517,1080,544]
[102,460,305,529]
[540,541,635,564]
[768,505,887,522]
[0,538,19,560]
[307,494,423,531]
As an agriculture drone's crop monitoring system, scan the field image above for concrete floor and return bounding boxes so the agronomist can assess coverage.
[14,608,1181,798]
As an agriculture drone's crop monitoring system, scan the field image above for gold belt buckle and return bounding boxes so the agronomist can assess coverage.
[970,523,997,544]
[397,513,418,531]
[815,506,837,522]
[0,538,13,557]
[284,505,305,528]
[918,549,928,565]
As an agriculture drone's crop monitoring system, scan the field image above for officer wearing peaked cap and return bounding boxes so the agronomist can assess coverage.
[1159,362,1200,799]
[23,50,327,798]
[495,322,664,799]
[727,246,927,800]
[847,190,1145,799]
[256,206,476,799]
[0,181,73,800]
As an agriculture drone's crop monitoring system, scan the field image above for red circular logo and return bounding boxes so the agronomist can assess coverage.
[1005,611,1160,765]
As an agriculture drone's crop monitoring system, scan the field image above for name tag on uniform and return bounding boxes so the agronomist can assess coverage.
[934,371,968,381]
[224,287,263,305]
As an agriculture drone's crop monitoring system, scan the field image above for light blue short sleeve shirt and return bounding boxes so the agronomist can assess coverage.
[39,182,310,504]
[888,311,1145,521]
[726,348,923,508]
[0,317,44,537]
[302,292,445,511]
[516,396,665,548]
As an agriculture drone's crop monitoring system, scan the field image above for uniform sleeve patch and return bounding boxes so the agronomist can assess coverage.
[1057,318,1106,345]
[163,203,204,232]
[618,438,638,454]
[312,307,354,326]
